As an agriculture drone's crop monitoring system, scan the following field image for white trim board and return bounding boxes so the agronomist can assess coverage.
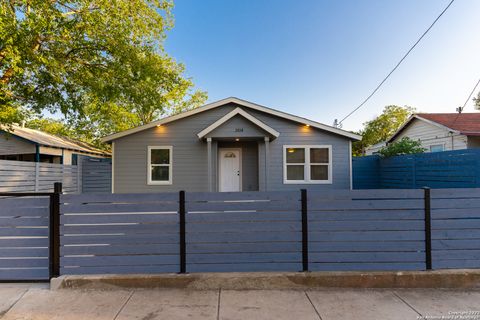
[197,107,280,139]
[102,97,361,142]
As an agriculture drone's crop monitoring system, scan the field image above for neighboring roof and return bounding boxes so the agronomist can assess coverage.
[416,113,480,135]
[101,97,361,142]
[0,125,110,156]
[388,113,480,142]
[197,107,280,139]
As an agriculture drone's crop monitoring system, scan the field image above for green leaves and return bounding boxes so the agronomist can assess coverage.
[1,0,206,144]
[353,105,415,156]
[377,137,426,157]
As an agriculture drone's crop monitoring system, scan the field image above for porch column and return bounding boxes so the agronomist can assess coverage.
[207,138,213,192]
[264,137,270,191]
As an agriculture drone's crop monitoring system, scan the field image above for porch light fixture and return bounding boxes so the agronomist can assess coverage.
[156,124,162,127]
[235,138,240,141]
[305,124,310,127]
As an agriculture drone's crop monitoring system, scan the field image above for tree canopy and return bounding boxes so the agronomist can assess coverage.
[1,0,206,143]
[353,105,415,156]
[377,137,425,157]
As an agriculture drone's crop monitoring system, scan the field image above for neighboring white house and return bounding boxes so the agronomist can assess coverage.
[365,113,480,155]
[364,141,386,155]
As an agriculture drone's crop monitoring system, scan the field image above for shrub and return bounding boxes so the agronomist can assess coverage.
[378,137,426,157]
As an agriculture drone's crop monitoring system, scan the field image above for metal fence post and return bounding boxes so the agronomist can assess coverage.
[423,187,432,270]
[49,182,62,279]
[301,189,309,272]
[179,190,186,273]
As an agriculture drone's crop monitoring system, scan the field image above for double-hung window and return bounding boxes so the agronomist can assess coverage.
[147,146,172,185]
[283,145,332,184]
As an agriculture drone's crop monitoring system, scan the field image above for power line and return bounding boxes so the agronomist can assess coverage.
[337,0,456,126]
[451,77,480,125]
[459,78,480,112]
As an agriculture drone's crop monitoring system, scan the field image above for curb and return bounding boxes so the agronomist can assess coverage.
[51,269,480,290]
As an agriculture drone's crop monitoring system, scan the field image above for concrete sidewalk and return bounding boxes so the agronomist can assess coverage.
[1,284,480,320]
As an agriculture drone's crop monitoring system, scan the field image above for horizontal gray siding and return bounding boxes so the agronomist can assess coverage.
[114,105,237,193]
[250,108,351,191]
[113,103,352,192]
[206,114,270,138]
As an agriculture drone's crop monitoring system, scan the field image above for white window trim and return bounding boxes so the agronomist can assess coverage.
[147,146,173,185]
[283,145,332,184]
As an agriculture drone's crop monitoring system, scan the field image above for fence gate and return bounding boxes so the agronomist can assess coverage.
[81,157,112,193]
[0,192,54,281]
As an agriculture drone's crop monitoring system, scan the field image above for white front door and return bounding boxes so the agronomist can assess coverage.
[219,149,241,192]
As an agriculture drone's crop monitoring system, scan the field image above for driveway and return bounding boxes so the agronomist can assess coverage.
[1,284,479,320]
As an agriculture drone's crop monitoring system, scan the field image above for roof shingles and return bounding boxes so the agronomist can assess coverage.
[416,113,480,135]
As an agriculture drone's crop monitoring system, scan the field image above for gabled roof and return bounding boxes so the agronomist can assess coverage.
[197,107,280,139]
[388,113,480,142]
[0,125,110,156]
[101,97,361,142]
[416,113,480,135]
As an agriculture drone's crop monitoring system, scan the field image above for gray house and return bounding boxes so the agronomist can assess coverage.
[102,97,361,193]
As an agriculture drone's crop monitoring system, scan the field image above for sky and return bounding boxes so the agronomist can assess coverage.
[164,0,480,132]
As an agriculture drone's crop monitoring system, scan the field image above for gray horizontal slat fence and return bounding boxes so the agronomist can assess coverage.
[185,191,302,272]
[81,157,112,194]
[0,160,79,193]
[352,156,380,189]
[59,192,179,275]
[430,188,480,269]
[0,161,36,192]
[38,164,78,194]
[353,149,480,189]
[0,196,50,280]
[308,189,426,271]
[52,188,480,276]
